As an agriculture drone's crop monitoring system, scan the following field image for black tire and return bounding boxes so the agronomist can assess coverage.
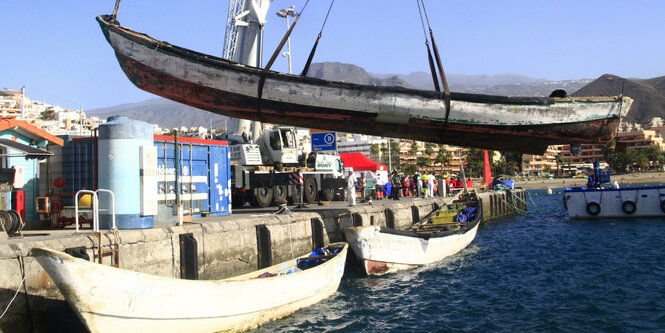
[320,187,335,201]
[621,201,636,215]
[272,185,288,205]
[288,185,302,204]
[586,202,601,216]
[304,178,317,203]
[563,195,569,210]
[661,201,665,214]
[254,187,273,207]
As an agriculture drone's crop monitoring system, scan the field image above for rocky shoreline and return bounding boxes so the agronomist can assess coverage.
[513,172,665,189]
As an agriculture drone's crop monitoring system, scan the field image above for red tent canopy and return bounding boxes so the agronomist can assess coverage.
[340,153,387,172]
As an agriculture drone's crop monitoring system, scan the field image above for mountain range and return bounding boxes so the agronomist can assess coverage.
[87,62,664,127]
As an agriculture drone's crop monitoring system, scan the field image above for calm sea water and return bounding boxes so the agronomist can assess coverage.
[257,186,665,332]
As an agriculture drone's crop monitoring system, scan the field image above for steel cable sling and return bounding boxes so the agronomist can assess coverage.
[257,0,312,119]
[301,0,336,77]
[416,0,451,123]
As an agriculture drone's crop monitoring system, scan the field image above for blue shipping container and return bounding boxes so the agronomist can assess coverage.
[154,136,231,226]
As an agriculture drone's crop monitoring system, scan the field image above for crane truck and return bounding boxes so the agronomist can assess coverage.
[223,0,346,207]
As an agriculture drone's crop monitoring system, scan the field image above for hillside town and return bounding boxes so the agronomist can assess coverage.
[2,87,665,178]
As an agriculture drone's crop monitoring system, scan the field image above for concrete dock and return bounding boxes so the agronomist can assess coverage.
[0,190,526,332]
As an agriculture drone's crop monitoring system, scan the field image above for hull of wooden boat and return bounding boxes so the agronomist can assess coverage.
[96,15,631,155]
[32,243,347,333]
[564,186,665,218]
[343,222,479,276]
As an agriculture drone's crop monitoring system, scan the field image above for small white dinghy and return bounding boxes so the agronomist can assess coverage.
[32,243,347,333]
[344,195,481,276]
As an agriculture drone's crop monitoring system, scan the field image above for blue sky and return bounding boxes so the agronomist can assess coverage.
[2,0,664,110]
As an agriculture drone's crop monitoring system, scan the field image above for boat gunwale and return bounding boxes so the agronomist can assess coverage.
[31,242,348,284]
[96,15,624,108]
[565,185,665,193]
[376,200,482,240]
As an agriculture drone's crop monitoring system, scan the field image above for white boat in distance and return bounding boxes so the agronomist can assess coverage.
[32,243,348,333]
[96,15,632,155]
[564,185,665,218]
[343,199,481,276]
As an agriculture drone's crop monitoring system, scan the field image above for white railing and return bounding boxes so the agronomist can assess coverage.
[74,189,116,232]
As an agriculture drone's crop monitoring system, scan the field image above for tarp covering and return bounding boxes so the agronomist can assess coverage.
[340,153,387,172]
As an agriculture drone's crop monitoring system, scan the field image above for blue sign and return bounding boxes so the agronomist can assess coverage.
[311,132,336,151]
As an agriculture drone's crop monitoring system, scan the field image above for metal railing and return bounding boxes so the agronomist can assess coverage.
[74,189,116,232]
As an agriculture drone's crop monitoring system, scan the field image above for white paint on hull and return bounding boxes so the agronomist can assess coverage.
[105,25,630,127]
[343,223,479,276]
[33,244,347,333]
[564,186,665,218]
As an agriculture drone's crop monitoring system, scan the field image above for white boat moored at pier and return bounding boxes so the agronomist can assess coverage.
[32,243,348,333]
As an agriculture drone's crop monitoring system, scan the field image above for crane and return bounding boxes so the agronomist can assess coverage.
[222,0,271,144]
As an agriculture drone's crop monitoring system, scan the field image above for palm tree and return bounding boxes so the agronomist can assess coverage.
[435,145,452,173]
[554,154,563,176]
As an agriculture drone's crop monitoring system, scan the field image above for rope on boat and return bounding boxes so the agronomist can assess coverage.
[258,0,311,117]
[301,0,335,77]
[0,251,34,321]
[416,1,440,92]
[111,0,121,21]
[415,0,451,122]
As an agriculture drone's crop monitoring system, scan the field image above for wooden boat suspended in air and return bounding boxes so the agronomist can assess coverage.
[96,15,632,154]
[32,243,348,333]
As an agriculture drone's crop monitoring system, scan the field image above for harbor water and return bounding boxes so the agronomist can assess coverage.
[257,186,665,332]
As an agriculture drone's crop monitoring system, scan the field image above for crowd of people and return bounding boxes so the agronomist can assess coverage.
[388,170,442,200]
[346,169,470,206]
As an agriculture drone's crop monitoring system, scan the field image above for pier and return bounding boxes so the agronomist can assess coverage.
[0,190,525,332]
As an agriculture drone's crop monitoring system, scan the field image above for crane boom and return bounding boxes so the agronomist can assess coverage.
[222,0,271,142]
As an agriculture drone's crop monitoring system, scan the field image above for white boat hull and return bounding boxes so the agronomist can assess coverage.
[564,186,665,218]
[343,222,479,276]
[33,243,347,333]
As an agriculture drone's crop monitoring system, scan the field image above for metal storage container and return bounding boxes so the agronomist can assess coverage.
[153,135,231,226]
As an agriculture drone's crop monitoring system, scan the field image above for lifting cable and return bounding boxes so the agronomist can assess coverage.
[417,0,451,122]
[416,1,440,93]
[257,0,311,117]
[111,0,121,21]
[301,0,336,77]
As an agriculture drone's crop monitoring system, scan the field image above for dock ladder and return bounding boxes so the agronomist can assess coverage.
[74,189,120,267]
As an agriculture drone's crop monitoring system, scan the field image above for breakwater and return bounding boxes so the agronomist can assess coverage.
[0,190,525,332]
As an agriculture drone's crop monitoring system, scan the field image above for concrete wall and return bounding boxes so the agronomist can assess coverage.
[0,190,524,332]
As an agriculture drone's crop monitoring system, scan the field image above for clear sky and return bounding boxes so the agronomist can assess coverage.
[2,0,664,111]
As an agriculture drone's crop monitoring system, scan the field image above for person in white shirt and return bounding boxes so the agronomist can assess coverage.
[427,174,435,197]
[346,170,357,206]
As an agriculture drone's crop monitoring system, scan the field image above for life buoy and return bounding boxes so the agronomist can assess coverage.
[621,201,636,215]
[586,202,601,216]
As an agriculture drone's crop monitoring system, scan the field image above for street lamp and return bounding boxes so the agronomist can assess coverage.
[276,6,298,74]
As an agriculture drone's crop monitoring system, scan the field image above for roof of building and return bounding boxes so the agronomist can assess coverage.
[0,117,64,146]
